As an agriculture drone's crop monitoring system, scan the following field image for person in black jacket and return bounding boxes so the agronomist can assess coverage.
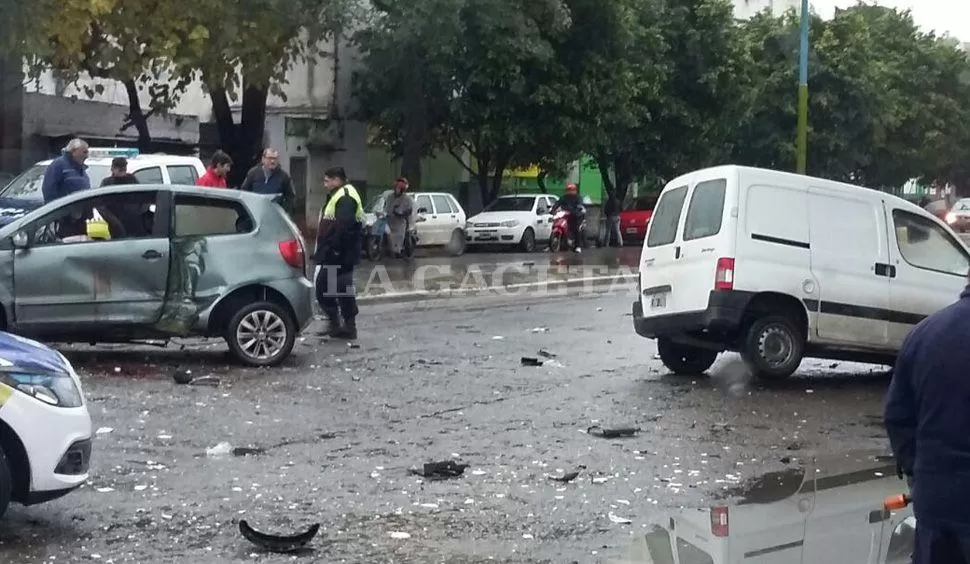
[550,183,586,252]
[312,167,363,340]
[885,276,970,563]
[240,148,296,214]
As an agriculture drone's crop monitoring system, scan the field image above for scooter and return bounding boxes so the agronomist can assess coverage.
[549,207,586,252]
[365,213,418,261]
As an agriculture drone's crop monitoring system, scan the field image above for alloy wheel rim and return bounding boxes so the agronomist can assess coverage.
[236,310,288,360]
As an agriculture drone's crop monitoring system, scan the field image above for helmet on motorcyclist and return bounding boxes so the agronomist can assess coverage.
[565,183,578,195]
[395,177,409,192]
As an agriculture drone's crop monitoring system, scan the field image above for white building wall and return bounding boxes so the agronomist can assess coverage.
[733,0,800,19]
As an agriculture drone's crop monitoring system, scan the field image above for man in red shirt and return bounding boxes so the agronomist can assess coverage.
[196,150,232,188]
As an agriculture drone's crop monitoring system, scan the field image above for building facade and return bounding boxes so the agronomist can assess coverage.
[732,0,800,19]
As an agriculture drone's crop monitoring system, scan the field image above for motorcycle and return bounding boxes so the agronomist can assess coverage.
[549,207,586,252]
[365,212,418,261]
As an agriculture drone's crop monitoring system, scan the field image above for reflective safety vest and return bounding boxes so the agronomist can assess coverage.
[321,183,364,222]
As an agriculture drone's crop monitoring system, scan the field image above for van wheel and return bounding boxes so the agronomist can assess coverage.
[657,338,718,375]
[0,445,11,520]
[225,301,297,367]
[741,315,805,380]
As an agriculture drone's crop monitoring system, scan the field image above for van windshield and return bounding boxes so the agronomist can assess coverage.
[684,179,727,241]
[647,186,688,247]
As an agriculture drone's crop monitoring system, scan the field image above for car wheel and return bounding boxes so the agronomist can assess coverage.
[519,228,536,252]
[656,337,718,375]
[448,229,466,256]
[0,445,11,520]
[741,315,805,380]
[549,233,562,253]
[225,301,297,367]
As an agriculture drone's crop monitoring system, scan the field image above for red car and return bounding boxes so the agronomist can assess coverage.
[619,195,658,244]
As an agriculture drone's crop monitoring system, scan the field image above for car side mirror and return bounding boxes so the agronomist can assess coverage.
[11,231,28,249]
[417,207,428,214]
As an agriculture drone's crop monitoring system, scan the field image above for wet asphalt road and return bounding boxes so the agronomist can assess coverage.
[0,289,894,563]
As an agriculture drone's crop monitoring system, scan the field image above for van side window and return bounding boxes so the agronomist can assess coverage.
[892,210,970,277]
[647,186,688,247]
[683,179,726,241]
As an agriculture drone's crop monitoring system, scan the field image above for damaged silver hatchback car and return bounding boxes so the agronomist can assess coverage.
[0,185,314,366]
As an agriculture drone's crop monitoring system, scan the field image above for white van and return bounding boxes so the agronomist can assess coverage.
[632,165,970,379]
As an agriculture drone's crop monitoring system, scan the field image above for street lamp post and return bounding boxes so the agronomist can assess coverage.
[796,0,809,174]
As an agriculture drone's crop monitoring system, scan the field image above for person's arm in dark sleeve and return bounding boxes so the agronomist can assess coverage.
[317,195,357,251]
[42,160,61,203]
[239,168,254,192]
[280,173,296,213]
[885,334,919,479]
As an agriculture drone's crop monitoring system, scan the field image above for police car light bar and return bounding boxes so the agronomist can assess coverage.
[86,148,140,159]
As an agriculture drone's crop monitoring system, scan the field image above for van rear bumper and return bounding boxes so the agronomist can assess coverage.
[632,290,752,339]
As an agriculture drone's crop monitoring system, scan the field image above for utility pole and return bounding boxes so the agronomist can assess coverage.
[796,0,809,174]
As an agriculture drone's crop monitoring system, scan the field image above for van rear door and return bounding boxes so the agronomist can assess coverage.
[639,173,733,318]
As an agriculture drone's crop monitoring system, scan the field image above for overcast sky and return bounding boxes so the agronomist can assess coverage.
[812,0,970,40]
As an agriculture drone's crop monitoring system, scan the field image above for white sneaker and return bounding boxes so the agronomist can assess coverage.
[575,247,582,253]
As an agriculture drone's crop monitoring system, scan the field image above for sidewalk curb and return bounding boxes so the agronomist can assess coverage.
[357,272,638,304]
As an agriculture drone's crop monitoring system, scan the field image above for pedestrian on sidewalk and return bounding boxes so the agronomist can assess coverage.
[885,276,970,563]
[383,177,414,257]
[313,166,364,339]
[240,148,296,214]
[196,150,232,188]
[603,194,623,247]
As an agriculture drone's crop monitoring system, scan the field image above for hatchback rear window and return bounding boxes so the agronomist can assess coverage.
[647,186,688,247]
[684,179,727,241]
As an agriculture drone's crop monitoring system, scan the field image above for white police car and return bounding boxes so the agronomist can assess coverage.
[0,332,91,519]
[0,148,206,228]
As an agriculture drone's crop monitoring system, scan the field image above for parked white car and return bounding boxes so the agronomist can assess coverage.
[633,165,970,379]
[364,191,467,255]
[464,193,558,252]
[0,332,92,519]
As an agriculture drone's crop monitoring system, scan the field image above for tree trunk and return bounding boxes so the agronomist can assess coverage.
[122,79,152,153]
[236,80,269,187]
[475,157,491,208]
[536,169,548,193]
[400,137,423,189]
[489,153,510,204]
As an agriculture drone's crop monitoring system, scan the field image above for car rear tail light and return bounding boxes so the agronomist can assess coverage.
[715,257,734,290]
[710,506,729,537]
[279,239,304,270]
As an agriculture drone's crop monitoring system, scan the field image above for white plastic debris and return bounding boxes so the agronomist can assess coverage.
[389,531,411,539]
[608,512,633,524]
[522,533,534,539]
[96,427,113,435]
[96,487,114,493]
[206,442,232,457]
[531,327,549,333]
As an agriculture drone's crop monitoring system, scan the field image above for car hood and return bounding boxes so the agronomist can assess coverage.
[468,211,534,223]
[0,332,72,375]
[0,197,41,227]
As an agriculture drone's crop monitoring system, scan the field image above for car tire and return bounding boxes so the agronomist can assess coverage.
[519,228,536,252]
[0,445,11,520]
[448,229,466,256]
[225,301,297,367]
[741,315,805,380]
[656,337,718,375]
[549,233,562,253]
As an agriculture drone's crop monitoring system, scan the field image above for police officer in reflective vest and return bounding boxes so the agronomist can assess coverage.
[313,167,364,339]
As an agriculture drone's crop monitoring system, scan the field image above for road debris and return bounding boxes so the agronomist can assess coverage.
[190,375,220,387]
[172,367,194,385]
[409,460,470,480]
[548,468,583,483]
[232,446,266,457]
[96,427,113,435]
[587,425,640,439]
[608,512,633,524]
[389,531,411,540]
[521,357,544,367]
[206,442,233,457]
[239,520,320,553]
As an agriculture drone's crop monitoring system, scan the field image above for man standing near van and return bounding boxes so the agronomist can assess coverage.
[196,150,232,188]
[885,278,970,563]
[240,148,296,214]
[42,138,91,203]
[313,167,364,340]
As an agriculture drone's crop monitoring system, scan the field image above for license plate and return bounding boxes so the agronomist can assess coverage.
[649,294,667,309]
[626,227,638,234]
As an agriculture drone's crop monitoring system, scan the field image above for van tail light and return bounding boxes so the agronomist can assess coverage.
[278,239,305,270]
[710,506,729,537]
[715,257,735,290]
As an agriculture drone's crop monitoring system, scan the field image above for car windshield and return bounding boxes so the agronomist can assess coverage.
[629,195,659,211]
[484,197,535,212]
[0,163,111,201]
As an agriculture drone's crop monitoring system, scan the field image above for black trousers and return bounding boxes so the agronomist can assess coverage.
[315,264,358,320]
[915,525,970,563]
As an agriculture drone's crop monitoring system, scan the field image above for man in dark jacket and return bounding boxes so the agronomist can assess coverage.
[550,183,586,253]
[885,280,970,563]
[312,166,363,340]
[240,148,296,214]
[42,138,90,203]
[100,157,139,186]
